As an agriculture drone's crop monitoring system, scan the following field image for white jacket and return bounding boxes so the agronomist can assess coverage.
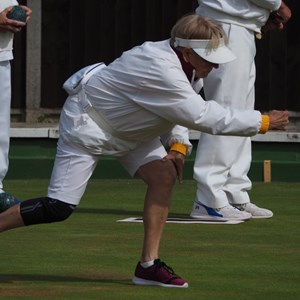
[60,40,263,156]
[196,0,281,32]
[0,0,18,61]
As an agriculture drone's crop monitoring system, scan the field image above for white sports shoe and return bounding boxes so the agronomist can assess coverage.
[233,203,273,219]
[190,201,252,221]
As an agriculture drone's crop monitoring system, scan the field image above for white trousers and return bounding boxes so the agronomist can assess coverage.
[193,24,256,208]
[0,61,11,191]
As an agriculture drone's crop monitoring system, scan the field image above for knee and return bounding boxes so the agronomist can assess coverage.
[137,159,177,188]
[44,198,75,222]
[149,160,177,187]
[20,197,76,226]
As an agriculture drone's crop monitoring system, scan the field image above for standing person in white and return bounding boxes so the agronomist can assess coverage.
[191,0,292,221]
[0,0,31,212]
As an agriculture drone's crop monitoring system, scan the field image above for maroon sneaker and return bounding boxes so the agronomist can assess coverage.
[132,259,188,288]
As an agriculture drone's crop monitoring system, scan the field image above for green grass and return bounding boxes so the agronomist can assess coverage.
[0,179,299,299]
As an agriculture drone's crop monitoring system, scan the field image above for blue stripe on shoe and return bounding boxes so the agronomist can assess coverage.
[200,203,223,217]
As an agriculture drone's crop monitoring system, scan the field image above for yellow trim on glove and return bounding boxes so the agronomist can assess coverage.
[170,143,187,156]
[259,115,270,134]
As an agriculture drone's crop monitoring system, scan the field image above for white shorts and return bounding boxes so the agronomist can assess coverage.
[47,138,167,205]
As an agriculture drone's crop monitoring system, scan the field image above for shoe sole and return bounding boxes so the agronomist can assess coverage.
[132,276,188,288]
[190,213,251,221]
[251,214,273,219]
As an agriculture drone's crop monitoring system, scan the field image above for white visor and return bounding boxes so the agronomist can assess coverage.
[173,37,236,64]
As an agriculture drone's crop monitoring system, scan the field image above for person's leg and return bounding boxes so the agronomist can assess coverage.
[47,139,99,204]
[119,138,188,287]
[0,138,98,232]
[0,61,11,192]
[191,24,255,220]
[119,138,176,262]
[0,204,24,232]
[216,25,272,218]
[135,161,188,288]
[0,197,75,232]
[0,61,22,212]
[136,159,177,262]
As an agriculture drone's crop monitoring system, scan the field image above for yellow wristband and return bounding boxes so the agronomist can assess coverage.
[259,115,270,134]
[170,143,187,156]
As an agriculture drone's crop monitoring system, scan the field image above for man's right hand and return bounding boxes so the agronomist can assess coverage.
[261,1,292,33]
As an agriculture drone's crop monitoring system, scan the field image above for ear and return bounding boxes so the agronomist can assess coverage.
[182,48,191,63]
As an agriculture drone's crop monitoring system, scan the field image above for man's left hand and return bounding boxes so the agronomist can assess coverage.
[162,151,185,183]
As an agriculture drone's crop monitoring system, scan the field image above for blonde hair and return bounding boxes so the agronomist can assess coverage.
[170,14,227,49]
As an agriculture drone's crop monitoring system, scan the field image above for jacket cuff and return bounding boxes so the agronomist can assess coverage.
[259,115,270,134]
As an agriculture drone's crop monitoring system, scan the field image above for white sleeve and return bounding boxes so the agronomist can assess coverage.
[249,0,281,11]
[160,125,193,155]
[0,0,19,12]
[134,66,262,137]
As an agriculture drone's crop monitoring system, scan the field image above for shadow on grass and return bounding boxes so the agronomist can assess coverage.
[74,207,142,216]
[74,207,190,219]
[0,274,132,286]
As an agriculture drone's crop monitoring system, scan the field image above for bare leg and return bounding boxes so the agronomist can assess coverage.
[136,159,177,262]
[0,204,24,232]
